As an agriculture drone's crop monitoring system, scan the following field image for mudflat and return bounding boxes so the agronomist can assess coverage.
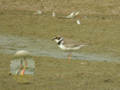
[0,0,120,90]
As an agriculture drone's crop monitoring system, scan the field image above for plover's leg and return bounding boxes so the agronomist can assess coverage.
[68,52,72,60]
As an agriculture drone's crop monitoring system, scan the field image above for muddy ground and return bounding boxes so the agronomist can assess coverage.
[0,0,120,90]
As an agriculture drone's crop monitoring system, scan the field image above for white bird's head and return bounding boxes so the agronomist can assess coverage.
[52,36,64,44]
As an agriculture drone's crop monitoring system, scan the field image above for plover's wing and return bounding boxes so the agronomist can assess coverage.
[63,43,79,48]
[63,43,86,50]
[64,38,78,44]
[64,41,88,48]
[68,44,85,47]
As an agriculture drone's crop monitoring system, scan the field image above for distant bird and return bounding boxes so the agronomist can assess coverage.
[75,11,79,16]
[52,11,56,17]
[65,12,75,19]
[64,11,79,19]
[15,50,30,75]
[34,10,42,15]
[76,19,81,24]
[52,36,87,60]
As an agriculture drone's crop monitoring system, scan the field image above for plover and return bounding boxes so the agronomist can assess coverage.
[52,36,87,60]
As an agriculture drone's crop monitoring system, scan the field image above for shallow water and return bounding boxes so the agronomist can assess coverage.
[0,34,120,61]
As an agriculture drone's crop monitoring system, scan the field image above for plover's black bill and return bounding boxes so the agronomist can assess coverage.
[52,36,61,40]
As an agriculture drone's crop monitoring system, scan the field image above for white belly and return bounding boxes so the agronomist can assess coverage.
[58,44,67,50]
[58,44,80,50]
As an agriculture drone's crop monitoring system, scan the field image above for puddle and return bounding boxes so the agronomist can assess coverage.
[0,34,120,61]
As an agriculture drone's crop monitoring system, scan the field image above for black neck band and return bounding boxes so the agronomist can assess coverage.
[57,40,63,45]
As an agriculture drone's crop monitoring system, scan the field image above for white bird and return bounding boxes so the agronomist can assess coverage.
[75,11,79,16]
[34,10,42,15]
[65,12,75,19]
[76,20,81,24]
[52,36,87,60]
[52,11,56,17]
[64,11,79,19]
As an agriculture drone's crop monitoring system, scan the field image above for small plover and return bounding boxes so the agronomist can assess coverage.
[52,36,87,60]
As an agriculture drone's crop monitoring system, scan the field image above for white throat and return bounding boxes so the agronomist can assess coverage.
[54,37,64,43]
[58,42,66,50]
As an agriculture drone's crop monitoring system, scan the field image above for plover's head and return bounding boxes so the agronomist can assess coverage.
[52,36,64,43]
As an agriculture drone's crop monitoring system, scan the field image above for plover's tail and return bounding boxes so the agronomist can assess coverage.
[78,44,88,49]
[80,44,88,47]
[70,44,87,50]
